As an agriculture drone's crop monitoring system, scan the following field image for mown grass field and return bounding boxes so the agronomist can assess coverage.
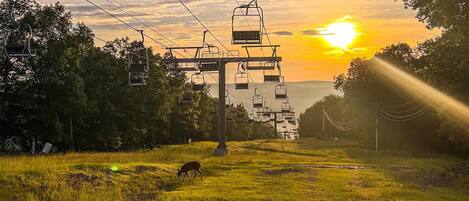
[1,138,468,201]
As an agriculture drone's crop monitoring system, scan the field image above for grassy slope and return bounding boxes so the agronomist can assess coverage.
[0,139,468,201]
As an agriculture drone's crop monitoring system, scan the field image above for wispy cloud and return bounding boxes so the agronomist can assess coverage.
[302,29,334,36]
[271,31,293,36]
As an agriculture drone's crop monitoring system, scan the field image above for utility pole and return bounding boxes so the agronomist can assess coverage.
[322,105,325,138]
[375,108,379,151]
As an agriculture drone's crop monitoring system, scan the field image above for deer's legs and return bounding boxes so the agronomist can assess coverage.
[192,169,198,180]
[196,169,203,180]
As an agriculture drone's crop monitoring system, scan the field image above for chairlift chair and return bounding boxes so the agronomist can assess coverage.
[285,112,295,121]
[252,88,264,108]
[232,0,264,45]
[127,30,149,86]
[5,23,36,58]
[197,31,220,72]
[281,98,292,113]
[225,97,231,107]
[264,69,282,83]
[191,73,207,91]
[275,80,288,100]
[276,115,285,123]
[180,92,193,104]
[235,63,249,89]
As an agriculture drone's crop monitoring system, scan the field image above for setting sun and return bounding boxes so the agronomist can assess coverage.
[322,22,357,49]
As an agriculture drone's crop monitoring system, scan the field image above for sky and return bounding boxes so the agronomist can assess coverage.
[38,0,441,82]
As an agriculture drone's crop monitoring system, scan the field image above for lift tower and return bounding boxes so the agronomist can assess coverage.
[165,45,281,156]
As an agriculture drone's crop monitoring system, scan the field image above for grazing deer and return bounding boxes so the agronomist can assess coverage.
[177,161,202,180]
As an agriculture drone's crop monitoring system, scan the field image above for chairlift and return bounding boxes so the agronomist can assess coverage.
[180,92,193,104]
[197,31,220,72]
[225,96,231,107]
[281,97,292,113]
[276,115,285,123]
[252,88,264,108]
[127,30,149,86]
[262,107,271,118]
[275,78,288,100]
[232,0,264,45]
[285,112,295,121]
[191,73,206,91]
[235,63,249,89]
[5,23,36,58]
[264,69,281,83]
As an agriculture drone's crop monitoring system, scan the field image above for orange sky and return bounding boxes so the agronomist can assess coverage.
[39,0,440,82]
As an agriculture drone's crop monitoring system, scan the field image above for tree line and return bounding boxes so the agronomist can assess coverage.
[0,0,274,152]
[299,0,469,157]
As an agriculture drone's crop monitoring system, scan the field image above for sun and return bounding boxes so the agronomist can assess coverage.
[322,22,357,50]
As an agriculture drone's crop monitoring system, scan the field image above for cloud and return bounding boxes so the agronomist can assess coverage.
[174,34,192,40]
[271,31,293,36]
[302,29,335,36]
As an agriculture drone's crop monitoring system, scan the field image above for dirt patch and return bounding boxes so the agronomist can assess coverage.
[402,163,469,188]
[68,173,100,189]
[263,168,303,175]
[135,165,159,173]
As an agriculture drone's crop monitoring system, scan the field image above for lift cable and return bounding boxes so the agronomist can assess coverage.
[93,35,106,43]
[87,0,186,58]
[104,0,190,58]
[178,0,271,107]
[178,0,233,57]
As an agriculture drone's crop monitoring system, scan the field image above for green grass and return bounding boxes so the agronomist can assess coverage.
[0,139,468,201]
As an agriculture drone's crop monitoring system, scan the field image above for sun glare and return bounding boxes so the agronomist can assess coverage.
[322,22,357,49]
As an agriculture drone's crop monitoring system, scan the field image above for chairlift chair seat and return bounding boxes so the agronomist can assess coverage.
[199,62,219,72]
[236,83,249,89]
[129,72,147,86]
[129,63,147,72]
[192,83,206,91]
[264,75,281,83]
[6,46,31,57]
[180,94,193,104]
[232,31,262,44]
[253,102,263,108]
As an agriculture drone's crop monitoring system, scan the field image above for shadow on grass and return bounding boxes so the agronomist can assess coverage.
[242,144,326,157]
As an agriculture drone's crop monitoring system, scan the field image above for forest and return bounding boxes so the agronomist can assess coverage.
[299,0,469,157]
[0,0,274,152]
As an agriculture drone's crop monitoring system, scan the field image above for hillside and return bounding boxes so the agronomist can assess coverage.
[209,81,338,114]
[1,139,468,201]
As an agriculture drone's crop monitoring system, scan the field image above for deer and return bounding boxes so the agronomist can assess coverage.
[177,161,202,181]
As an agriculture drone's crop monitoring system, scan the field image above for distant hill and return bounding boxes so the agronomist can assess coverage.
[208,81,339,114]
